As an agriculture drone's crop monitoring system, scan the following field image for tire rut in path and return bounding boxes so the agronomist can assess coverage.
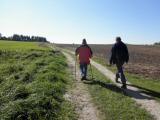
[63,52,100,120]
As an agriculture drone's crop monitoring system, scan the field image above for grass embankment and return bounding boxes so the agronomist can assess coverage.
[85,66,154,120]
[0,41,76,120]
[93,56,160,101]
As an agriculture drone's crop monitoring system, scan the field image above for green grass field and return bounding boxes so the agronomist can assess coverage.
[0,40,50,51]
[0,41,76,120]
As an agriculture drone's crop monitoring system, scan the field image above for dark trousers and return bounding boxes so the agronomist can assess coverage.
[116,62,126,84]
[80,63,88,78]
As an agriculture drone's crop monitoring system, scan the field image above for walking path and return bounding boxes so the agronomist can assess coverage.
[63,52,100,120]
[64,49,160,120]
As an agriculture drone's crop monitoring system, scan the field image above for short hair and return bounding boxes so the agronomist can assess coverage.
[82,38,87,45]
[116,37,121,42]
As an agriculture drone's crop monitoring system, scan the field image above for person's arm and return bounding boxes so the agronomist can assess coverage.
[75,47,79,56]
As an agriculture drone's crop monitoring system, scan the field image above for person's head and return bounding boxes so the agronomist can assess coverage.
[82,38,87,45]
[116,37,121,43]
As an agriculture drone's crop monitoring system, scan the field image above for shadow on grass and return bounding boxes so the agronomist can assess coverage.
[83,79,153,100]
[126,84,160,100]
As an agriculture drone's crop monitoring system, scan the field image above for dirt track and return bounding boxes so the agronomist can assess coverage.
[64,49,160,120]
[63,52,100,120]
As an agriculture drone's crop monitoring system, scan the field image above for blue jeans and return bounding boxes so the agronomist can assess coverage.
[116,63,126,84]
[80,63,88,78]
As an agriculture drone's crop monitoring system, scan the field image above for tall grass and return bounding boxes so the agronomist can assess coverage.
[0,41,76,120]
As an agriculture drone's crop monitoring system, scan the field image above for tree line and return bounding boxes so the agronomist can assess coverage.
[0,33,47,42]
[154,42,160,45]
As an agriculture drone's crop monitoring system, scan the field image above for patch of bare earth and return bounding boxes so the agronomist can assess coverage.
[125,63,160,79]
[63,52,100,120]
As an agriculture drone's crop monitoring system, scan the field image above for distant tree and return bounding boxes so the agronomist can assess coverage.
[13,34,21,41]
[31,36,47,42]
[0,36,7,40]
[7,36,12,41]
[0,33,48,42]
[154,42,160,45]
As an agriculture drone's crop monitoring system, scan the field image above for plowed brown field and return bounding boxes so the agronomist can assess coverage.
[57,44,160,79]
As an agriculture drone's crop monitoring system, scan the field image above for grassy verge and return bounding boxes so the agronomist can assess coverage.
[85,66,154,120]
[0,41,76,120]
[93,56,160,101]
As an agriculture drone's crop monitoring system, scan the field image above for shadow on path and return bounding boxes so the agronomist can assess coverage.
[83,79,153,100]
[126,84,160,100]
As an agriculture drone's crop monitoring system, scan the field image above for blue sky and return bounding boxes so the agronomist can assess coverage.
[0,0,160,44]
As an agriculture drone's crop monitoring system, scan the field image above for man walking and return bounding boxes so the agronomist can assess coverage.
[110,37,129,89]
[75,39,93,80]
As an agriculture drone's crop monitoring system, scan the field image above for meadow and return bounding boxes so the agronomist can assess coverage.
[0,40,76,120]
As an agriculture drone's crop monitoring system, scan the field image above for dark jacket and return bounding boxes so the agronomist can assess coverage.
[110,41,129,64]
[76,44,93,64]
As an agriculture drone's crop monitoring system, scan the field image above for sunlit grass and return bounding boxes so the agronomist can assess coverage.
[0,40,50,51]
[0,41,76,120]
[85,66,154,120]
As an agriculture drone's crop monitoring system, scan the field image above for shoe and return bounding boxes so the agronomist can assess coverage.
[81,76,85,81]
[115,74,120,83]
[121,84,127,89]
[83,76,87,80]
[115,77,119,83]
